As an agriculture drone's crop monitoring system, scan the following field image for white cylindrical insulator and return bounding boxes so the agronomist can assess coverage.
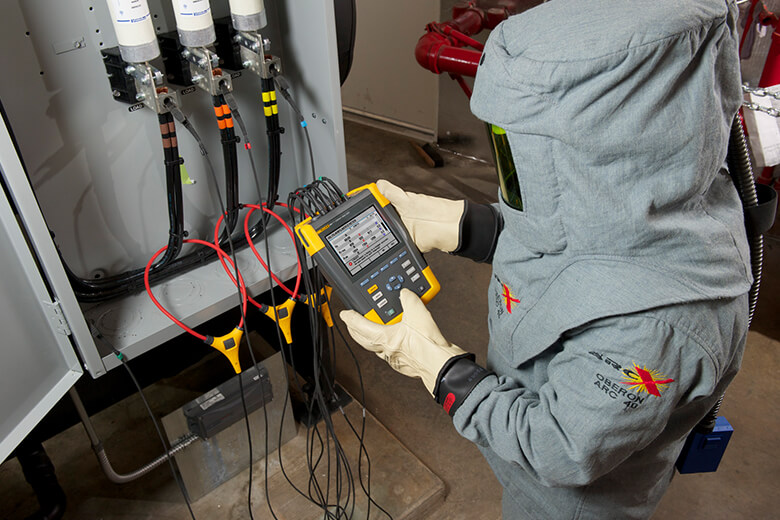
[171,0,216,47]
[228,0,267,31]
[105,0,159,63]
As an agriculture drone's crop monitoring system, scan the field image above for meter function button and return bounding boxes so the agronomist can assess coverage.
[388,275,397,283]
[368,284,378,294]
[377,298,388,308]
[406,266,416,276]
[370,271,380,279]
[387,308,396,317]
[372,291,383,301]
[390,257,399,265]
[398,250,408,258]
[380,264,390,272]
[360,278,370,287]
[401,259,412,269]
[397,275,404,283]
[411,273,421,282]
[394,283,402,290]
[386,283,393,291]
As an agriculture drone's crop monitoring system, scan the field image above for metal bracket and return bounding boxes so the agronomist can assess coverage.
[182,47,233,96]
[125,63,179,115]
[235,31,281,79]
[43,299,72,336]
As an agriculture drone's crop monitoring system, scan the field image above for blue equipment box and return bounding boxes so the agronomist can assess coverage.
[675,416,733,474]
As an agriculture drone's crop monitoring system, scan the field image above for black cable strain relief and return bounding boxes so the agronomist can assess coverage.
[221,135,239,145]
[203,336,214,345]
[266,127,284,136]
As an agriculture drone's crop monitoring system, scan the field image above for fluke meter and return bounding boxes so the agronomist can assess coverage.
[295,183,439,324]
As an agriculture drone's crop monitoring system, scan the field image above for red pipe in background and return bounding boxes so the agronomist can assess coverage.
[415,5,490,79]
[415,1,544,97]
[759,30,780,87]
[415,34,483,77]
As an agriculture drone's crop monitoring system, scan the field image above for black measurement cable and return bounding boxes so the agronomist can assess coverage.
[286,179,393,518]
[290,223,357,518]
[170,104,277,520]
[272,70,317,183]
[110,348,197,520]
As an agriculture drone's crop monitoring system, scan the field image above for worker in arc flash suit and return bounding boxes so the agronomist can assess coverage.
[340,0,752,518]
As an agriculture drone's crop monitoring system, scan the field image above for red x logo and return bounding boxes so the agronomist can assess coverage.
[502,284,520,313]
[621,365,675,397]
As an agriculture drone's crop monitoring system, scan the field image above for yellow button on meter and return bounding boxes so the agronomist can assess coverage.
[367,284,378,294]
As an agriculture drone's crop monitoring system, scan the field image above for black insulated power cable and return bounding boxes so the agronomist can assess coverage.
[261,77,283,213]
[213,95,240,234]
[221,87,266,219]
[65,94,286,302]
[60,111,186,298]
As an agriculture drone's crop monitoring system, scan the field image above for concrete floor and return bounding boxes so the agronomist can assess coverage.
[2,120,779,519]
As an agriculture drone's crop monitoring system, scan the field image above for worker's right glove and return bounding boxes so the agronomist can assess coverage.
[340,289,493,416]
[376,179,465,253]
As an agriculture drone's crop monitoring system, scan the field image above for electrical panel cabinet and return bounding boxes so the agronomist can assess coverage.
[0,0,346,460]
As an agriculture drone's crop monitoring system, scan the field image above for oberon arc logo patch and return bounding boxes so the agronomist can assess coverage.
[621,364,675,397]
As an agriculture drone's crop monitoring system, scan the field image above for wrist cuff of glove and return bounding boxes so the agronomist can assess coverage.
[433,354,493,417]
[453,202,503,263]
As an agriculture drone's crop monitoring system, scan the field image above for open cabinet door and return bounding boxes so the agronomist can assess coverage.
[0,116,82,463]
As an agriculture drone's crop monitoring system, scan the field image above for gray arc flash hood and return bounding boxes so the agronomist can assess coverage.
[470,0,752,363]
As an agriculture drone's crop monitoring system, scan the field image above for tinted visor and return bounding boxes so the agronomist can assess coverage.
[486,124,522,211]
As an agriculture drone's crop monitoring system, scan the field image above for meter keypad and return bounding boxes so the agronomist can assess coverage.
[363,247,430,320]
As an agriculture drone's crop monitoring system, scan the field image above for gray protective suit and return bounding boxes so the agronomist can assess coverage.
[451,0,752,518]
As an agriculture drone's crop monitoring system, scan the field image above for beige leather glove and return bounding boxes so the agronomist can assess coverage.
[339,289,468,395]
[376,179,465,253]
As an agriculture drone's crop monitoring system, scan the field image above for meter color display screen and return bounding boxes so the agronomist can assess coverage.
[325,206,399,276]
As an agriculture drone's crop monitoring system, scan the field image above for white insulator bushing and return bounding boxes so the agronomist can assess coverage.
[171,0,216,47]
[228,0,267,31]
[105,0,159,63]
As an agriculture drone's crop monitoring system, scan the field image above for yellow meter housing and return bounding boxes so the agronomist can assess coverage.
[295,183,439,325]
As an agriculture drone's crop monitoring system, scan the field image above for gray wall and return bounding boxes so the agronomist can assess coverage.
[340,0,440,141]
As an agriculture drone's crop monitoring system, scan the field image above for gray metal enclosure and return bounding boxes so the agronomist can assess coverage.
[0,0,346,454]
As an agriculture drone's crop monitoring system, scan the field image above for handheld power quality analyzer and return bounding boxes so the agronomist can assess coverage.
[295,183,440,325]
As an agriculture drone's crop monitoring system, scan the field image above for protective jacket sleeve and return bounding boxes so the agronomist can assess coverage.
[452,201,503,263]
[448,312,738,487]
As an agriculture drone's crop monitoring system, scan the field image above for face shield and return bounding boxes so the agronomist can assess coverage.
[485,123,523,211]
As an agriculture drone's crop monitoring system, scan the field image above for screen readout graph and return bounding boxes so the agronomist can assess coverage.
[326,206,399,276]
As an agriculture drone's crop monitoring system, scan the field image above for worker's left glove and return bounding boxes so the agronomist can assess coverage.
[340,289,492,415]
